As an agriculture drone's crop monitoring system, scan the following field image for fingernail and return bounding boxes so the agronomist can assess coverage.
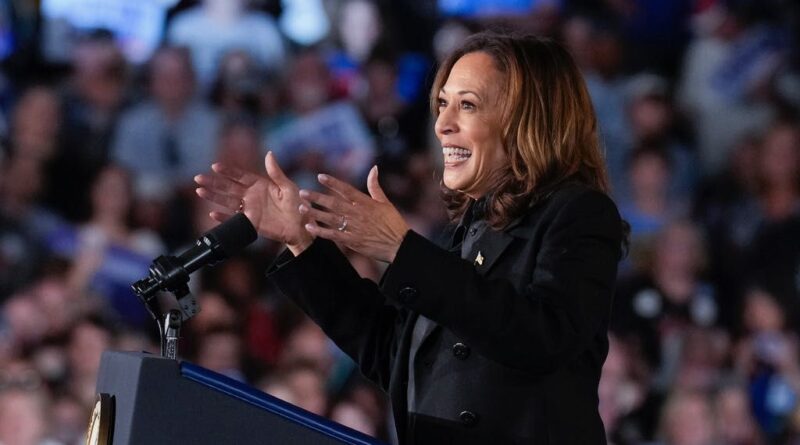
[299,189,310,198]
[305,223,315,231]
[317,173,329,182]
[298,204,308,212]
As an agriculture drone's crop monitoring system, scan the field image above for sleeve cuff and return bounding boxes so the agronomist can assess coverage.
[265,237,334,276]
[380,230,453,311]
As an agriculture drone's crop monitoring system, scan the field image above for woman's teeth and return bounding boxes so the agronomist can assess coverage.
[443,146,472,161]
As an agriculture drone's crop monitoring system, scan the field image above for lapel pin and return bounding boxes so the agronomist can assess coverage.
[474,251,484,266]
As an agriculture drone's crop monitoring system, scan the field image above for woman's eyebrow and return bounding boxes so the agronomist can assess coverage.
[439,88,482,101]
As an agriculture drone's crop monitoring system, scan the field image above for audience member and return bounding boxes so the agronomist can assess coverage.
[111,46,219,189]
[51,34,128,221]
[617,146,689,272]
[613,220,719,389]
[167,0,285,89]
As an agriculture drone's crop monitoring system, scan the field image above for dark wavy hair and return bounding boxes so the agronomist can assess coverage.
[431,32,611,228]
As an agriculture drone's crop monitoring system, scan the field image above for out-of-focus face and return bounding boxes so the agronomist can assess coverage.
[655,222,702,276]
[562,16,593,69]
[286,368,326,415]
[192,292,237,334]
[629,151,670,196]
[743,289,785,332]
[0,388,47,445]
[67,323,111,378]
[663,394,715,445]
[217,125,262,172]
[91,166,131,221]
[331,402,376,436]
[286,52,330,114]
[760,124,799,185]
[150,51,194,110]
[629,96,671,140]
[11,88,61,159]
[72,41,126,110]
[715,386,758,444]
[197,332,241,374]
[435,52,507,199]
[1,156,44,205]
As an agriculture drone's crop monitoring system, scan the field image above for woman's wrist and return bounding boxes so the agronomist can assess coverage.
[386,229,411,263]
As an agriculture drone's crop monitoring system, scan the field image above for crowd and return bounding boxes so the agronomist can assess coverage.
[0,0,799,444]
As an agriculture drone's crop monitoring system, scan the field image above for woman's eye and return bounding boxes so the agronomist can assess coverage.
[461,101,475,110]
[437,98,447,108]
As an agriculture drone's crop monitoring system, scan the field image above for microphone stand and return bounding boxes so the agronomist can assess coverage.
[130,213,257,360]
[132,255,200,360]
[163,310,182,359]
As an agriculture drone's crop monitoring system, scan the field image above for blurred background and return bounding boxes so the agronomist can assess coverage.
[0,0,799,443]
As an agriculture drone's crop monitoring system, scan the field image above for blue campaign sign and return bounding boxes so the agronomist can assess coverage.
[439,0,560,18]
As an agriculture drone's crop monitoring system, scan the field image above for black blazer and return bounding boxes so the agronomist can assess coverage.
[268,182,623,445]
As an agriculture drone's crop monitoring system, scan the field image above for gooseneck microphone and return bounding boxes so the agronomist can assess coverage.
[132,212,258,300]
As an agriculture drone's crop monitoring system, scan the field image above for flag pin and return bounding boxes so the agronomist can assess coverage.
[474,251,484,266]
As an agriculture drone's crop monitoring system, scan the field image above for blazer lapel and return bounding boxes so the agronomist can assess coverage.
[409,313,440,374]
[412,214,529,356]
[469,209,531,276]
[470,193,554,275]
[468,229,515,276]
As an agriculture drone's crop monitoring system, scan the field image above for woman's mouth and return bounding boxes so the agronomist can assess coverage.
[443,146,472,164]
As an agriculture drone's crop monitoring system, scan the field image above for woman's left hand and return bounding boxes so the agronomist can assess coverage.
[299,166,409,263]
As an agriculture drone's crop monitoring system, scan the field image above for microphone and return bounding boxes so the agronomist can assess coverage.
[132,212,258,300]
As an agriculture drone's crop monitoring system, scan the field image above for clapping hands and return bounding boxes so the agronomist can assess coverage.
[195,153,409,262]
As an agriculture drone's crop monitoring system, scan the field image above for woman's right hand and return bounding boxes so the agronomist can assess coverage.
[194,152,314,255]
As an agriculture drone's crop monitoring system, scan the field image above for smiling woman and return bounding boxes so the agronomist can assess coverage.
[195,31,625,445]
[436,51,507,197]
[432,33,610,230]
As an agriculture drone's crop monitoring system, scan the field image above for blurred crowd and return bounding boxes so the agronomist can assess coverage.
[0,0,799,444]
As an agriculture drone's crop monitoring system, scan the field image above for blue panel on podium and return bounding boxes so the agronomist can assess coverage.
[95,351,388,444]
[181,362,385,445]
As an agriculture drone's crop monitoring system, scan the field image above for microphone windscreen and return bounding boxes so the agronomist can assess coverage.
[207,213,258,257]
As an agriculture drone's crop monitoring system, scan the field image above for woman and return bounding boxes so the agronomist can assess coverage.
[196,32,624,444]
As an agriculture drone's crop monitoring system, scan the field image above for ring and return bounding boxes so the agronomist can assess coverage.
[337,215,348,232]
[237,198,245,213]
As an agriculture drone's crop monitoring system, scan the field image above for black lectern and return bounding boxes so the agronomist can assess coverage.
[94,351,386,445]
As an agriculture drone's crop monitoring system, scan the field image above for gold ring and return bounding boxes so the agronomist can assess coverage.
[337,215,348,232]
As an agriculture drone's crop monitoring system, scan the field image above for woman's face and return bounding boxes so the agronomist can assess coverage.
[435,52,507,199]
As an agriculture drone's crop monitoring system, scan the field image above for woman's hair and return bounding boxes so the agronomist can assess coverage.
[431,31,610,228]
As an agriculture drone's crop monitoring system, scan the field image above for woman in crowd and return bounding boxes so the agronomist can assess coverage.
[196,32,625,444]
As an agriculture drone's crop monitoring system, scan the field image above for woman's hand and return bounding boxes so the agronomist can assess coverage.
[194,152,313,255]
[299,166,409,263]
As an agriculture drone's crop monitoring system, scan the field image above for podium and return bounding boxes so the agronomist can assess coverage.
[94,351,387,445]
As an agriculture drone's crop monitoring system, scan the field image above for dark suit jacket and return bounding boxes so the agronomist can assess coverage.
[267,182,623,444]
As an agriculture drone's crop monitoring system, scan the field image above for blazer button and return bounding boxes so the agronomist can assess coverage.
[459,410,478,426]
[398,286,419,303]
[452,342,470,359]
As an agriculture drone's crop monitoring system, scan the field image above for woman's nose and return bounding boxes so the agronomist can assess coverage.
[435,106,458,136]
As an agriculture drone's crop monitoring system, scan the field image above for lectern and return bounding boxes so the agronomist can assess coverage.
[93,351,386,445]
